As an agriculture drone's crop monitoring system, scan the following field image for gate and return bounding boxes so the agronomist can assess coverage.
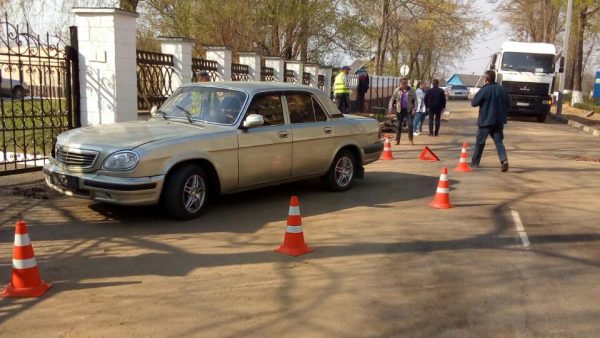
[0,15,80,175]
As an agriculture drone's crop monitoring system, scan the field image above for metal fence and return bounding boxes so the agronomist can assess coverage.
[1,15,79,175]
[302,72,311,85]
[318,75,325,90]
[192,58,218,82]
[136,50,174,111]
[284,69,296,83]
[231,63,250,81]
[260,67,275,81]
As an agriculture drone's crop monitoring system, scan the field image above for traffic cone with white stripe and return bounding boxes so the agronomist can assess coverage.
[453,142,472,172]
[2,220,51,297]
[276,196,313,257]
[429,167,453,209]
[380,135,394,160]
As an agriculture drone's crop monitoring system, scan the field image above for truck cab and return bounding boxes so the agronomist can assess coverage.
[490,42,558,122]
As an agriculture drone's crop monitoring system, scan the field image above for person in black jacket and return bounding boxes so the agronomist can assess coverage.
[356,72,369,113]
[470,70,510,172]
[424,79,446,136]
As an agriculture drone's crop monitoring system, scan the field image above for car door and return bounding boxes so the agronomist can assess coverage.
[285,91,336,176]
[237,92,292,187]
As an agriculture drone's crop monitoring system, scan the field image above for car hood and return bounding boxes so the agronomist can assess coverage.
[57,119,230,150]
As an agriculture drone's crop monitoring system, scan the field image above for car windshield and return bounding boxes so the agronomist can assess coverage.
[159,87,247,125]
[452,85,467,90]
[501,52,555,73]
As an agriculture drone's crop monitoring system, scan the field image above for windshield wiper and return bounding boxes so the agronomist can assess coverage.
[175,105,194,123]
[156,109,168,120]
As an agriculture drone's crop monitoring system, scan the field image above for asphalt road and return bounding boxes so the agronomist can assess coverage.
[1,101,599,337]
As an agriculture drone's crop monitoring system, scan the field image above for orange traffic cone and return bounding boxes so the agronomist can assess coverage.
[429,167,453,209]
[380,135,394,160]
[276,196,313,257]
[2,220,52,297]
[419,146,440,161]
[453,142,472,172]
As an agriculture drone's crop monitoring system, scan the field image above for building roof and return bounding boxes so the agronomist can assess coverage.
[446,74,484,88]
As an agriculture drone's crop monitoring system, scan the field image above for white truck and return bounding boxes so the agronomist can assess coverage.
[489,41,562,122]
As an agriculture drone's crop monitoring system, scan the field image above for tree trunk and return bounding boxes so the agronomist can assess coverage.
[571,7,587,104]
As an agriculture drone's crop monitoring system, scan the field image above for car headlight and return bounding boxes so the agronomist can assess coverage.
[102,151,139,171]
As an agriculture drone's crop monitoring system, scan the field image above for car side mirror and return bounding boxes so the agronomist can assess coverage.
[150,105,158,116]
[558,56,565,73]
[490,54,497,70]
[243,114,264,128]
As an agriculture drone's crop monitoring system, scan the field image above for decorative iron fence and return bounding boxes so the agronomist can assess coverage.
[1,15,79,175]
[191,58,218,82]
[318,75,325,90]
[136,50,174,111]
[260,67,275,81]
[284,69,296,83]
[302,72,311,85]
[231,63,250,81]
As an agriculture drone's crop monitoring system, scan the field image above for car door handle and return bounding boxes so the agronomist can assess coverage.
[278,131,289,138]
[323,127,332,134]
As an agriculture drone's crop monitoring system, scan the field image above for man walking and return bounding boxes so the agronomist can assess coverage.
[334,66,351,114]
[412,81,428,135]
[470,70,510,172]
[388,78,415,145]
[424,79,446,136]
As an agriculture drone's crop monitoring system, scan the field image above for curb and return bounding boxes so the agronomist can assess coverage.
[548,113,600,137]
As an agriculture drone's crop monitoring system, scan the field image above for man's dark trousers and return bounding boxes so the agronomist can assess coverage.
[471,124,508,165]
[396,109,413,142]
[336,93,350,114]
[428,108,442,136]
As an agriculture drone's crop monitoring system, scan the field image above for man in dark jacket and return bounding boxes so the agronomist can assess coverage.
[356,72,369,113]
[424,79,446,136]
[470,70,510,172]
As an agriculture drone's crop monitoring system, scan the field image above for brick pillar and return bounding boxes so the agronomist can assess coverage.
[205,46,232,81]
[238,52,261,81]
[320,66,333,96]
[304,63,320,87]
[264,57,285,82]
[285,61,303,83]
[158,37,194,89]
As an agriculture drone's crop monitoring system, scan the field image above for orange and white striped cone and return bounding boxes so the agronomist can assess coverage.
[429,167,453,209]
[380,135,394,160]
[453,142,472,172]
[2,220,51,298]
[276,196,313,257]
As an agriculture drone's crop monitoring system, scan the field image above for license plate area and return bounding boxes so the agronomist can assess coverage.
[516,102,530,107]
[49,172,80,189]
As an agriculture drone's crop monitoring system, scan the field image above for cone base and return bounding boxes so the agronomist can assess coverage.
[380,154,394,160]
[429,201,453,209]
[2,281,52,298]
[453,165,472,172]
[276,245,314,257]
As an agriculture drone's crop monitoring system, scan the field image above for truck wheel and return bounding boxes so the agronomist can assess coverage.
[324,149,356,192]
[163,164,209,220]
[536,113,547,123]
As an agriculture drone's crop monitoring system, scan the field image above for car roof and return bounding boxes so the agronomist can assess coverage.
[180,81,325,96]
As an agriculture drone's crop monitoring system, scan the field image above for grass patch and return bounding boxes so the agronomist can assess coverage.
[1,98,72,157]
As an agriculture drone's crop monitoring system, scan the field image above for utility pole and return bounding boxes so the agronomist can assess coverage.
[557,0,573,115]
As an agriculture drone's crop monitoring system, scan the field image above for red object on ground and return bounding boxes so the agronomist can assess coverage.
[454,142,473,172]
[276,196,313,257]
[419,146,440,161]
[2,220,52,298]
[380,135,394,160]
[429,167,453,209]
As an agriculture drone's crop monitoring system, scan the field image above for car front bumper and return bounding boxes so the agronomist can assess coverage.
[363,140,384,165]
[43,160,165,206]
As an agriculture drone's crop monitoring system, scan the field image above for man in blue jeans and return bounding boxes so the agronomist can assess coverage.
[470,70,510,172]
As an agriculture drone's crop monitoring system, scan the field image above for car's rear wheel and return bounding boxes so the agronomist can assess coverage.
[12,86,24,99]
[163,164,209,220]
[324,149,356,192]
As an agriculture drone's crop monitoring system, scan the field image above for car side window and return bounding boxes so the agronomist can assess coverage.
[312,97,328,122]
[287,93,315,124]
[246,94,285,126]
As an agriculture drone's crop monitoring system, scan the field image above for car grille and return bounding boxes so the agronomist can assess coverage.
[55,147,98,168]
[502,81,549,96]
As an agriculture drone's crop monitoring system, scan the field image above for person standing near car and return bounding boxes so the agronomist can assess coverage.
[424,78,446,136]
[334,66,351,114]
[470,70,510,172]
[412,81,428,136]
[388,78,415,145]
[356,70,369,113]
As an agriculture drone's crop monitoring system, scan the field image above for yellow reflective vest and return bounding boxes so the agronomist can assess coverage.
[333,72,350,94]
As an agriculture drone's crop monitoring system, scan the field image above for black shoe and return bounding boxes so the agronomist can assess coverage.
[395,140,400,145]
[434,133,439,137]
[470,163,479,168]
[428,134,433,137]
[501,161,509,172]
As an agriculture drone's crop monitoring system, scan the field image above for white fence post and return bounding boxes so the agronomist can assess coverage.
[264,57,285,82]
[158,37,194,90]
[304,64,320,87]
[320,66,333,96]
[238,52,261,81]
[205,46,232,81]
[73,8,138,125]
[285,61,303,83]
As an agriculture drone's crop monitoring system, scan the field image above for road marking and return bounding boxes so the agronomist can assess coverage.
[511,209,530,248]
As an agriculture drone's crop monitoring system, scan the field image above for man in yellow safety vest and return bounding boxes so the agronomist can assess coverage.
[334,66,351,114]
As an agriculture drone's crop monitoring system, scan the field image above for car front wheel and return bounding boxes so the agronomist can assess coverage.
[163,165,209,220]
[324,149,356,192]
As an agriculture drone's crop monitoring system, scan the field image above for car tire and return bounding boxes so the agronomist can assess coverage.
[12,86,24,99]
[536,113,547,123]
[163,164,209,220]
[324,149,356,192]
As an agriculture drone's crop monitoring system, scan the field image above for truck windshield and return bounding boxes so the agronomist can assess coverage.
[501,52,555,73]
